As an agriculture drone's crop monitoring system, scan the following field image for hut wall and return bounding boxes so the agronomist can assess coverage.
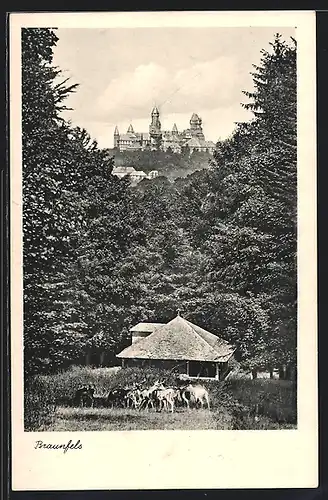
[188,360,217,378]
[121,358,233,380]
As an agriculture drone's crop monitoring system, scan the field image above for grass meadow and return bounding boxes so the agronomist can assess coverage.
[24,365,297,431]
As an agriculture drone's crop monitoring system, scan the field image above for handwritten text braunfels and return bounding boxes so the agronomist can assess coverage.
[34,439,82,453]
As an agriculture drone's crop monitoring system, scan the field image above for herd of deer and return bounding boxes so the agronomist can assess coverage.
[73,380,211,413]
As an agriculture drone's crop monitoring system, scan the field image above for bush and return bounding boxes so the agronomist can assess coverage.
[24,377,57,431]
[37,365,122,403]
[218,379,297,424]
[105,366,180,390]
[24,365,122,425]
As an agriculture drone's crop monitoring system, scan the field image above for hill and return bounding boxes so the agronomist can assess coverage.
[103,147,214,180]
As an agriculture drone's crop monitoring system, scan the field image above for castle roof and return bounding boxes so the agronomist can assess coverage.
[114,126,119,135]
[117,315,235,362]
[186,138,204,147]
[185,138,215,149]
[190,113,199,122]
[127,124,134,133]
[172,123,178,133]
[119,133,137,141]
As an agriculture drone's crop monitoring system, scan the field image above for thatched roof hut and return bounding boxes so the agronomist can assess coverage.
[117,314,236,380]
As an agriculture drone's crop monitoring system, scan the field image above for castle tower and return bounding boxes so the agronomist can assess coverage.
[196,116,205,140]
[190,113,205,140]
[127,124,134,134]
[114,126,119,148]
[190,113,199,136]
[172,123,178,136]
[149,106,162,149]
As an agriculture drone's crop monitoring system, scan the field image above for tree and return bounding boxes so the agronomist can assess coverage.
[188,34,297,371]
[22,29,83,375]
[242,33,297,210]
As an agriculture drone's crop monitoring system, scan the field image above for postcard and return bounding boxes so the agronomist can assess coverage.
[10,10,317,490]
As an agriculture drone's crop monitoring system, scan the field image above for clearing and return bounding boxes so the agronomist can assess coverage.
[43,405,295,431]
[46,406,234,431]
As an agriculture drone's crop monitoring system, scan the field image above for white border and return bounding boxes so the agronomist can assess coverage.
[10,11,317,490]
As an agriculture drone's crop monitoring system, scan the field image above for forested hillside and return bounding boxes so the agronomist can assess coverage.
[23,29,296,379]
[105,148,213,179]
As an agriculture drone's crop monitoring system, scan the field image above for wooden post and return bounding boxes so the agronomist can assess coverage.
[186,361,190,377]
[216,363,220,380]
[122,359,125,368]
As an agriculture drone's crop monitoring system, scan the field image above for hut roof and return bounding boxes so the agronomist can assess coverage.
[130,322,165,333]
[112,166,136,174]
[117,315,235,362]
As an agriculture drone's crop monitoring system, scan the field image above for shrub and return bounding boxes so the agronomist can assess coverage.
[105,366,180,390]
[37,365,122,403]
[24,376,57,431]
[24,365,122,425]
[219,379,297,424]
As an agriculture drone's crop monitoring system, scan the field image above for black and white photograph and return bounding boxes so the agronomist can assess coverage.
[10,11,317,491]
[23,23,298,431]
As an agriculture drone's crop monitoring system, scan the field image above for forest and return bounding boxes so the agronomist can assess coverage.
[105,147,213,179]
[22,28,297,381]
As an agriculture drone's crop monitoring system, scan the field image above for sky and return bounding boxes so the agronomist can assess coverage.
[52,27,295,148]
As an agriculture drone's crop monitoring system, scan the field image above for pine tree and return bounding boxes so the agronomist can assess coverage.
[22,30,103,375]
[174,34,297,373]
[242,33,297,211]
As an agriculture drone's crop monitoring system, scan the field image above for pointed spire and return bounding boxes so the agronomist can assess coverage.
[172,123,178,133]
[151,106,159,116]
[114,126,119,135]
[190,112,199,123]
[127,124,134,133]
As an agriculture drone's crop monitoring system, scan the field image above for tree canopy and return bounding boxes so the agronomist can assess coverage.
[22,30,297,378]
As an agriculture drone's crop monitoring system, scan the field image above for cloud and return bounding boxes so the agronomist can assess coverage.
[96,62,169,119]
[172,57,238,107]
[96,56,242,123]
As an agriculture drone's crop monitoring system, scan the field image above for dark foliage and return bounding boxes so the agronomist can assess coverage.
[22,30,296,383]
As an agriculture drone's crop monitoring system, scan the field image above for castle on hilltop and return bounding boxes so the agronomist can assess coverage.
[114,107,216,155]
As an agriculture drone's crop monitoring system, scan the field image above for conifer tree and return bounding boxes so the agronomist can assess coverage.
[176,34,297,373]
